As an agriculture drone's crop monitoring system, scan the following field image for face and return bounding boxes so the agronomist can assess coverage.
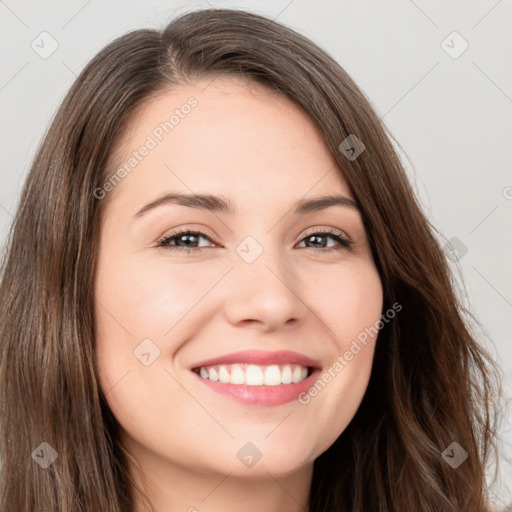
[94,76,383,486]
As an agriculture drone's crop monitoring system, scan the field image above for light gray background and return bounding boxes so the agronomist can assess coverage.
[1,0,511,507]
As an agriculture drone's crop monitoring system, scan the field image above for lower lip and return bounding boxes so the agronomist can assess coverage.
[190,368,321,406]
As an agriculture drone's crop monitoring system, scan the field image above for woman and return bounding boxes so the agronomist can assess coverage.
[0,8,504,512]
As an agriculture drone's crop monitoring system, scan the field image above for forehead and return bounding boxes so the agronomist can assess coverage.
[103,75,353,216]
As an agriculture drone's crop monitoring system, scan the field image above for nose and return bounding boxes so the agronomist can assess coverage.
[223,248,308,332]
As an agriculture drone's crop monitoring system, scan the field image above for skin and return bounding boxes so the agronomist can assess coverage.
[94,75,383,512]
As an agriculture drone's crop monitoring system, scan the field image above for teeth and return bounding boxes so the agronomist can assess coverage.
[195,363,310,386]
[264,365,280,386]
[218,366,230,383]
[208,367,218,381]
[246,364,264,385]
[281,364,293,384]
[230,364,245,384]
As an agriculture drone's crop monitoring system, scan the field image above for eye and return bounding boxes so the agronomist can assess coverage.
[297,229,353,251]
[157,228,216,253]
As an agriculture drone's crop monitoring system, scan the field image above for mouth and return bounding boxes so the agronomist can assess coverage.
[188,349,322,396]
[189,363,322,407]
[191,363,315,386]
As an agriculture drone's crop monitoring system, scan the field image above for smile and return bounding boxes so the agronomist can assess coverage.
[193,363,311,386]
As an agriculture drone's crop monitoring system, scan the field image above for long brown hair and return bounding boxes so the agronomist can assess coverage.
[0,8,504,511]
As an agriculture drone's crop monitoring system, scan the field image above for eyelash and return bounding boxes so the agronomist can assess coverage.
[156,227,353,253]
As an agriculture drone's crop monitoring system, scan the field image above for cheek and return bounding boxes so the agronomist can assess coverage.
[94,252,229,392]
[308,261,383,345]
[93,254,217,432]
[95,254,220,340]
[297,263,383,448]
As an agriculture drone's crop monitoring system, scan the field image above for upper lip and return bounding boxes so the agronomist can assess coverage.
[190,350,322,370]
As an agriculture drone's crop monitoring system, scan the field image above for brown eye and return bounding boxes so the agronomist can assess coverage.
[157,229,216,252]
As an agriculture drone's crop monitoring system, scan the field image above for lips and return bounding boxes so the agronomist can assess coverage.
[189,349,322,371]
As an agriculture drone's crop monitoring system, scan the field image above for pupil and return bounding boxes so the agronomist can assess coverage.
[179,234,197,247]
[309,235,325,248]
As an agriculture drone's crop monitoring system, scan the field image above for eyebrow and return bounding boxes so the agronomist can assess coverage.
[134,193,360,218]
